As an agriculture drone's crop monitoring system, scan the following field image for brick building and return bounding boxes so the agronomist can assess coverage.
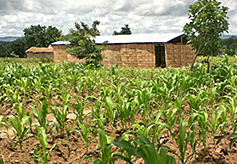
[26,46,54,58]
[95,34,196,68]
[28,34,196,68]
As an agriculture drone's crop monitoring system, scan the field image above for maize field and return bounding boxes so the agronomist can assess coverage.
[1,55,237,163]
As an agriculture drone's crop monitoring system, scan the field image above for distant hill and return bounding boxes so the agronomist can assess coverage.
[221,35,237,40]
[0,36,21,42]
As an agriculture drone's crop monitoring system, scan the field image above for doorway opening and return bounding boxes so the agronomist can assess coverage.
[155,44,166,67]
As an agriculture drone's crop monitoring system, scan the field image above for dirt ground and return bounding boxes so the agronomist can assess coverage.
[1,97,237,164]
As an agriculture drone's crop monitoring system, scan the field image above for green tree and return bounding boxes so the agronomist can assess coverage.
[113,24,132,35]
[65,21,104,66]
[223,36,237,56]
[0,44,8,57]
[23,25,62,49]
[183,0,229,72]
[0,41,12,57]
[10,38,26,58]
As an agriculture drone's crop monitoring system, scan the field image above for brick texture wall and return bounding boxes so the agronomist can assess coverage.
[52,43,196,68]
[102,44,156,68]
[52,45,83,64]
[27,52,54,58]
[165,43,196,67]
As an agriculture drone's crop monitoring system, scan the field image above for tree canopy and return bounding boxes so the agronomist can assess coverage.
[183,0,229,71]
[10,38,26,58]
[113,24,132,35]
[0,43,8,57]
[65,21,104,66]
[0,25,61,58]
[222,36,237,56]
[23,25,62,49]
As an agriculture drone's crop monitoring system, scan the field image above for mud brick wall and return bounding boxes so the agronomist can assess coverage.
[136,44,155,68]
[52,43,195,68]
[52,45,83,64]
[67,54,85,63]
[102,45,122,67]
[27,52,54,59]
[165,43,196,67]
[102,43,156,68]
[52,45,67,64]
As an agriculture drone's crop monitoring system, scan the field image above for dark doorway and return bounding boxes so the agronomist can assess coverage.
[155,44,166,67]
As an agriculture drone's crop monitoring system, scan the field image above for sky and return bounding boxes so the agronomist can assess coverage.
[0,0,237,37]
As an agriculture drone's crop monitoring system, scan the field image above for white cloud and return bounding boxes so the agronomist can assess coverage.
[0,0,236,37]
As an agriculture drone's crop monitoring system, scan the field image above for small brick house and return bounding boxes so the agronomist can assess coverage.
[26,46,54,58]
[27,41,83,63]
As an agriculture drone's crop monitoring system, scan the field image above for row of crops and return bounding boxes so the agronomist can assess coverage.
[0,55,237,163]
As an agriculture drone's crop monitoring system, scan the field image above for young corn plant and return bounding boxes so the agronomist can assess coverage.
[83,76,95,96]
[130,120,155,138]
[59,93,71,106]
[136,88,153,117]
[74,118,93,153]
[103,97,117,131]
[72,98,88,122]
[113,84,126,103]
[75,79,86,95]
[169,120,197,164]
[13,103,29,119]
[33,78,43,99]
[162,106,178,136]
[4,85,21,104]
[43,84,53,103]
[225,96,237,132]
[6,114,33,152]
[17,77,28,100]
[67,71,80,92]
[208,110,221,141]
[50,105,69,138]
[189,111,208,151]
[149,111,166,144]
[33,127,70,164]
[110,75,122,87]
[216,104,228,134]
[90,99,106,130]
[173,96,184,123]
[90,129,114,164]
[99,87,115,102]
[31,99,49,130]
[187,88,208,112]
[157,76,176,103]
[113,135,177,164]
[116,99,137,130]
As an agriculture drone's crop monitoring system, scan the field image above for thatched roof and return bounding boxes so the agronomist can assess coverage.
[26,47,53,53]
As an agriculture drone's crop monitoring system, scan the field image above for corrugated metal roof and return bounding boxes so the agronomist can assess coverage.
[51,41,70,46]
[95,33,183,44]
[25,47,53,53]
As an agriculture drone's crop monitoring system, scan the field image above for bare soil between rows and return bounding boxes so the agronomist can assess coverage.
[1,97,237,164]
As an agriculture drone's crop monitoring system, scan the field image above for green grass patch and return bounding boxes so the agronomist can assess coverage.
[197,56,237,65]
[0,57,54,67]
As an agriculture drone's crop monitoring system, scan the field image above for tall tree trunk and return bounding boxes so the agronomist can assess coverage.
[190,54,198,71]
[190,45,202,71]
